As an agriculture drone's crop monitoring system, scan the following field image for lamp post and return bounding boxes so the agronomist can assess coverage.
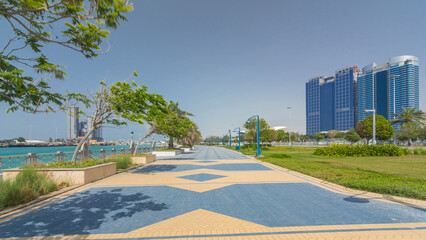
[246,115,262,157]
[228,130,232,148]
[210,137,212,146]
[365,109,376,145]
[222,135,225,147]
[390,75,399,145]
[233,127,241,150]
[287,107,292,147]
[217,137,219,146]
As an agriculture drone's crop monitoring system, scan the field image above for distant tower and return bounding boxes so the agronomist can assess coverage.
[357,55,419,128]
[66,106,79,140]
[306,77,321,135]
[334,66,359,131]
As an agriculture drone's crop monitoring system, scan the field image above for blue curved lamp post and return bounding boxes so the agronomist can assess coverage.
[246,115,262,157]
[233,127,241,150]
[222,135,225,147]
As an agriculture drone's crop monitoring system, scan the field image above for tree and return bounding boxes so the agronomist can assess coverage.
[71,80,167,162]
[313,132,325,144]
[361,115,393,143]
[243,118,271,144]
[1,0,133,112]
[326,130,341,139]
[344,129,361,144]
[275,129,288,142]
[396,123,422,146]
[392,107,426,126]
[179,123,202,147]
[16,137,25,142]
[157,112,193,149]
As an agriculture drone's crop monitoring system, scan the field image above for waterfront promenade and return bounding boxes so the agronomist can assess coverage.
[0,146,425,239]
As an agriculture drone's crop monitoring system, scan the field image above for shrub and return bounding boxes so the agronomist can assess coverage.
[413,148,426,155]
[314,144,405,157]
[106,155,132,170]
[0,167,60,210]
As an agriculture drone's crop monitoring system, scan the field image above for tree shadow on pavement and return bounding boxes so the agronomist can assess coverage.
[0,188,168,238]
[134,164,177,173]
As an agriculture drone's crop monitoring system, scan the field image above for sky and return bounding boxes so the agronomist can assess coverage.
[1,0,425,141]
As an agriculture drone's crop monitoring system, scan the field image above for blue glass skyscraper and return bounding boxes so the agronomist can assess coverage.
[334,66,359,131]
[307,56,419,135]
[357,55,419,126]
[306,77,321,135]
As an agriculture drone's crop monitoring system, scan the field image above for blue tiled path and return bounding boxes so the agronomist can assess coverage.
[0,146,425,239]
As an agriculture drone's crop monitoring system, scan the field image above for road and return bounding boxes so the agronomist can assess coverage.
[0,146,425,239]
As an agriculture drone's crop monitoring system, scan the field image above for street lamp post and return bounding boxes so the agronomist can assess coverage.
[222,135,225,147]
[287,107,292,147]
[365,109,376,145]
[390,75,399,145]
[228,130,232,148]
[246,115,262,157]
[233,127,241,150]
[217,137,219,146]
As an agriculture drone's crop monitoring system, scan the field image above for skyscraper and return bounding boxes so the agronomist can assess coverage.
[305,76,336,135]
[357,55,419,125]
[66,106,79,140]
[334,66,359,131]
[306,77,321,135]
[306,55,419,135]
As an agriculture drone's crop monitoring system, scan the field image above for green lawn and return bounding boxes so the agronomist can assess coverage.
[240,146,426,200]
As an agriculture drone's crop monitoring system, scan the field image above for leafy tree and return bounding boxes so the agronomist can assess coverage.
[357,115,393,144]
[396,123,422,146]
[156,101,193,149]
[334,132,346,139]
[326,130,341,138]
[275,129,288,142]
[313,132,325,144]
[0,0,133,112]
[71,80,166,162]
[243,118,271,144]
[299,134,311,143]
[16,137,25,142]
[179,124,202,147]
[344,129,361,143]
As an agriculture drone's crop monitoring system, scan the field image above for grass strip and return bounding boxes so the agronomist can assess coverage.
[241,147,426,200]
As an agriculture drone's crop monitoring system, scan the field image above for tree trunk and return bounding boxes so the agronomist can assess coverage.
[71,127,96,164]
[408,138,412,146]
[168,137,174,149]
[133,127,156,155]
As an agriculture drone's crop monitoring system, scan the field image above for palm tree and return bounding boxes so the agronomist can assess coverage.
[392,107,426,145]
[392,107,426,125]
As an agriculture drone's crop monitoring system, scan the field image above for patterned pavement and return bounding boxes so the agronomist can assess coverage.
[0,146,425,239]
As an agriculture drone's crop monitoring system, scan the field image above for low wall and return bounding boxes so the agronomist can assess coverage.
[131,155,156,164]
[152,150,181,156]
[2,162,116,185]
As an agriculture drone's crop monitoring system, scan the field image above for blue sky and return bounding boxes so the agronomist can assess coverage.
[1,0,425,141]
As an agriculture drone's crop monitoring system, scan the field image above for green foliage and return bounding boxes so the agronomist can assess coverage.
[314,144,405,157]
[1,0,133,112]
[396,122,423,143]
[16,137,25,142]
[0,167,60,210]
[313,132,325,141]
[243,118,273,143]
[45,155,132,170]
[412,148,426,155]
[105,155,132,170]
[356,115,393,142]
[275,129,288,142]
[344,129,361,143]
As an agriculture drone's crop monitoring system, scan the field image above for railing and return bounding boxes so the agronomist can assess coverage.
[0,145,166,176]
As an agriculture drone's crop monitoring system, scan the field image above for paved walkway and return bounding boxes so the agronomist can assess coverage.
[0,146,425,239]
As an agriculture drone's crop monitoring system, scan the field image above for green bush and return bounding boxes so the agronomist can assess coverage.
[106,155,132,170]
[0,167,59,210]
[413,148,426,155]
[314,144,405,157]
